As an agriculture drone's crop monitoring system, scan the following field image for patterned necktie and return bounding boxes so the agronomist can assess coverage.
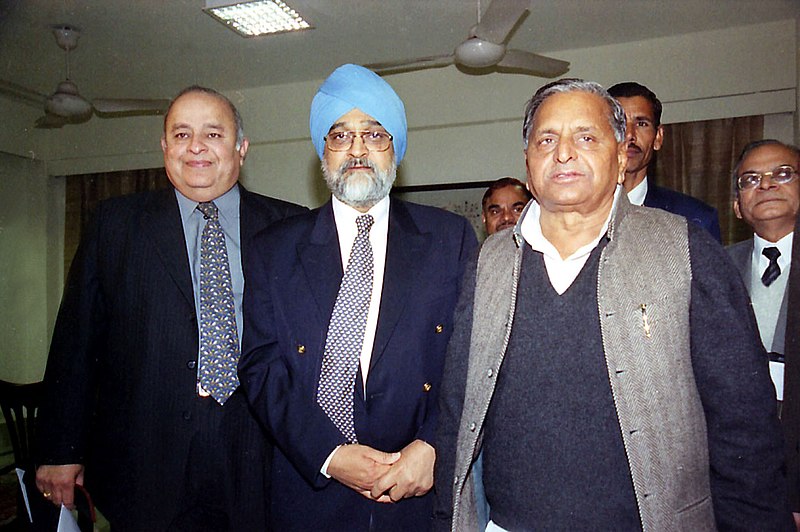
[317,214,375,443]
[762,246,781,287]
[197,201,240,405]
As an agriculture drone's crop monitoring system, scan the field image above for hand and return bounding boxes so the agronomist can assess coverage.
[371,439,435,502]
[36,464,85,509]
[793,511,800,531]
[327,444,400,502]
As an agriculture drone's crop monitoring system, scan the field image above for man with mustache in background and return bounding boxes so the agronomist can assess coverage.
[481,177,532,236]
[608,82,721,242]
[239,64,477,531]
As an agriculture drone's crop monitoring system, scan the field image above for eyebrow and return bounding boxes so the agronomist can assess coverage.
[328,119,383,132]
[170,122,226,132]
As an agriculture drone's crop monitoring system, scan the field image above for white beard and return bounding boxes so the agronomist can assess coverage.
[322,157,396,210]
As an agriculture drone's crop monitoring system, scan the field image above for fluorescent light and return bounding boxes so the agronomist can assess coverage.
[204,0,312,37]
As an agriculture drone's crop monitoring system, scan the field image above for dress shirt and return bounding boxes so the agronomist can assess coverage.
[750,231,793,399]
[626,175,649,206]
[519,186,619,295]
[331,194,390,387]
[320,195,390,477]
[175,185,244,350]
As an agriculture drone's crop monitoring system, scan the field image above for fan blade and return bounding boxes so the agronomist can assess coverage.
[92,98,170,115]
[497,49,570,78]
[34,113,68,129]
[365,54,454,75]
[0,79,48,109]
[474,0,529,44]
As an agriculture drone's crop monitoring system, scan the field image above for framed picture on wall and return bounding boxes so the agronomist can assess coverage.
[391,180,493,241]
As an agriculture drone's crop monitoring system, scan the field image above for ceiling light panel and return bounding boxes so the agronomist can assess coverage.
[204,0,312,37]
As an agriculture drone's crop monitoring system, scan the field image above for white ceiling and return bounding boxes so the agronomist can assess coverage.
[0,0,797,103]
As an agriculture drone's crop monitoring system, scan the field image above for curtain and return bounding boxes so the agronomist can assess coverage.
[63,167,170,275]
[652,115,763,245]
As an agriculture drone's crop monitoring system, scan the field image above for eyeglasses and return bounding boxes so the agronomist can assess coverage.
[737,165,798,191]
[325,130,393,152]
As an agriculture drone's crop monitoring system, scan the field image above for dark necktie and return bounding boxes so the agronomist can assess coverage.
[317,214,375,443]
[197,201,240,405]
[761,246,781,287]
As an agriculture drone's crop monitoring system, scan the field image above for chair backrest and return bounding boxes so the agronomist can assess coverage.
[0,380,45,469]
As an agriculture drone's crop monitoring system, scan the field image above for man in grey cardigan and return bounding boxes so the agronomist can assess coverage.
[433,79,791,531]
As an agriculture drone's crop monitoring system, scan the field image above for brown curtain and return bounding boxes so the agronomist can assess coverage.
[652,115,763,245]
[63,168,170,274]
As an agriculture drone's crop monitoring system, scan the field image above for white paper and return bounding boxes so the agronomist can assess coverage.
[57,504,81,532]
[15,467,32,523]
[769,360,784,401]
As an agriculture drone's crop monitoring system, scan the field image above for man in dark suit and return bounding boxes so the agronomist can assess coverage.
[608,82,722,242]
[727,139,800,524]
[35,86,304,530]
[239,64,477,531]
[784,213,800,528]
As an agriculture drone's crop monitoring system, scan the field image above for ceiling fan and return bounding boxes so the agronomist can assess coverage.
[0,25,170,129]
[366,0,569,77]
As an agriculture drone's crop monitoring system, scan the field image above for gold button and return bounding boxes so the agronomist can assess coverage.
[422,382,432,392]
[435,324,444,333]
[297,345,306,354]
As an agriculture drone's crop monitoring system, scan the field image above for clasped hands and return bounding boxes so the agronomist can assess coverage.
[326,439,435,503]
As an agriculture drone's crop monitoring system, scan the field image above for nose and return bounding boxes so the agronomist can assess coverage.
[758,173,777,190]
[347,135,368,158]
[555,137,575,164]
[189,136,207,154]
[625,118,636,143]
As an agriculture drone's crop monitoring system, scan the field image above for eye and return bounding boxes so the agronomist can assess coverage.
[775,167,796,180]
[488,207,500,215]
[513,205,525,213]
[578,135,595,143]
[208,132,222,139]
[174,132,189,139]
[636,120,650,128]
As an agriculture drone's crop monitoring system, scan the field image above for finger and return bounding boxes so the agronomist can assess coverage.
[370,473,396,499]
[373,494,394,504]
[367,449,401,465]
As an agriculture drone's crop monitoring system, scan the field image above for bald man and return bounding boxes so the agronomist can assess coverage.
[239,64,477,531]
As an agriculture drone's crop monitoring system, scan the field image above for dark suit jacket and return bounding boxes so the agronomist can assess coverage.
[645,183,722,242]
[36,185,304,530]
[782,222,800,511]
[239,198,477,531]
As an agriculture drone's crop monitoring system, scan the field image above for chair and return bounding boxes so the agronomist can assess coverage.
[0,380,44,476]
[0,379,95,531]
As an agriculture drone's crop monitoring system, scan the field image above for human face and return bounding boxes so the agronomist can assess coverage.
[525,91,626,218]
[322,108,396,212]
[734,144,800,241]
[483,185,530,234]
[161,91,248,202]
[617,95,663,190]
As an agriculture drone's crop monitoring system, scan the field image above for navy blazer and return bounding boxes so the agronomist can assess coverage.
[645,184,722,242]
[240,198,478,531]
[36,186,305,530]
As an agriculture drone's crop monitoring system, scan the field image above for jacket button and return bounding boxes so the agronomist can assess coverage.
[469,422,476,431]
[435,324,444,333]
[487,368,493,378]
[423,382,432,392]
[182,411,191,420]
[297,344,306,354]
[187,360,196,369]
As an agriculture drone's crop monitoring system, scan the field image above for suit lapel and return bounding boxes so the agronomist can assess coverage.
[239,185,274,268]
[141,188,195,308]
[297,201,343,321]
[369,199,430,370]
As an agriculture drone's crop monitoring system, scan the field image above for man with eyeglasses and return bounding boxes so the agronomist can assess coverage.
[728,138,800,525]
[239,63,477,530]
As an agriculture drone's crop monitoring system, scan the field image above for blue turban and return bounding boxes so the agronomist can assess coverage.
[309,64,407,162]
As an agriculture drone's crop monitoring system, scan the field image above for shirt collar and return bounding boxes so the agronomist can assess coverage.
[331,194,390,226]
[627,175,649,206]
[754,231,793,269]
[519,185,621,261]
[175,184,240,222]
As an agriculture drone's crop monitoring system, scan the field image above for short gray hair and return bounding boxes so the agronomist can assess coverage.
[522,78,626,149]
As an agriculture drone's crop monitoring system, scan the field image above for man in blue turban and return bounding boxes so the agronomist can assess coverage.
[239,64,478,530]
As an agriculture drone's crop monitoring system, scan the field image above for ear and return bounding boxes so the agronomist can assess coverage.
[616,142,628,185]
[238,137,250,164]
[653,125,664,151]
[733,197,743,220]
[160,136,167,153]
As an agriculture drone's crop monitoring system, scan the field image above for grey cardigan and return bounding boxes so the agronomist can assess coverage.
[448,197,716,531]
